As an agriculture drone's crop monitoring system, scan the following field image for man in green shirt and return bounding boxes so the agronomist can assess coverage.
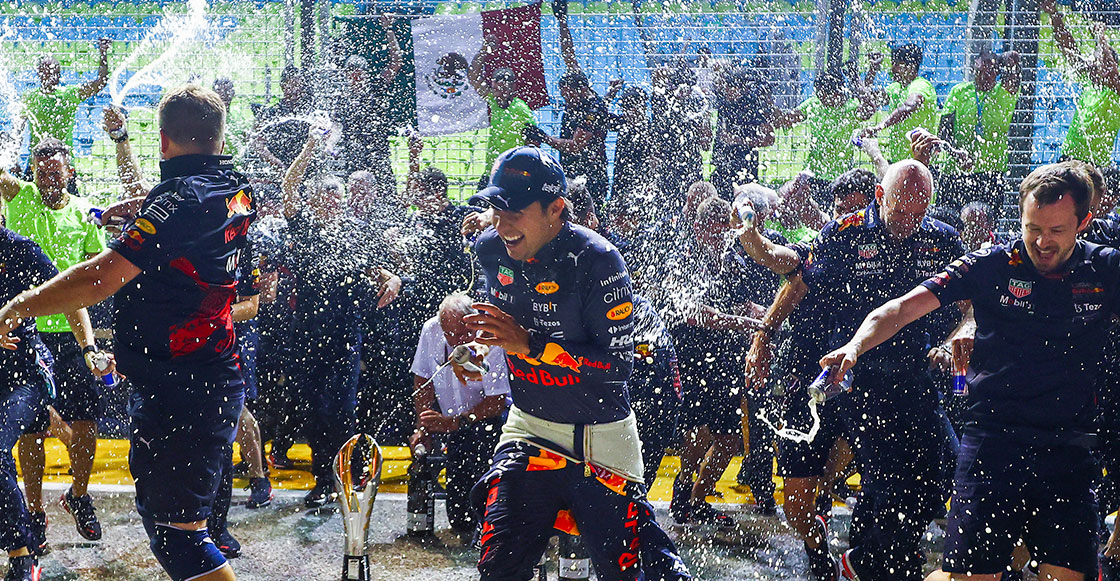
[468,36,535,172]
[21,39,112,153]
[0,138,110,553]
[1045,0,1120,202]
[860,43,940,163]
[773,71,877,206]
[938,47,1021,215]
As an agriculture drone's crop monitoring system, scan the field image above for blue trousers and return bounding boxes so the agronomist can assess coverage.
[293,320,362,485]
[1,384,44,551]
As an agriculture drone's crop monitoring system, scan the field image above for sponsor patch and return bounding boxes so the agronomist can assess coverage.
[498,266,514,286]
[607,302,633,321]
[1008,278,1032,298]
[134,218,156,234]
[536,281,559,294]
[857,244,878,259]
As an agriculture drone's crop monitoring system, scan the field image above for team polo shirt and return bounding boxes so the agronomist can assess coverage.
[884,77,938,163]
[941,81,1019,174]
[485,95,535,167]
[3,182,107,333]
[921,240,1120,439]
[796,96,863,181]
[108,154,256,382]
[1062,81,1120,168]
[805,202,966,376]
[0,228,58,389]
[23,85,83,147]
[474,222,634,424]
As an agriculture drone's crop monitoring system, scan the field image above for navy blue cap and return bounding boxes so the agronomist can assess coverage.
[469,146,567,211]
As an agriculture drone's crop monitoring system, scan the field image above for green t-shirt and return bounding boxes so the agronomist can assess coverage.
[486,95,535,167]
[1062,82,1120,168]
[3,182,107,333]
[22,85,84,148]
[941,81,1019,174]
[796,96,862,181]
[885,77,939,163]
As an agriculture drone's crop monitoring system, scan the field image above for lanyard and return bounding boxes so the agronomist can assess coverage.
[975,89,986,140]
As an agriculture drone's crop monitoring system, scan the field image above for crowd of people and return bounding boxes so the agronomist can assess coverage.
[1,0,1120,580]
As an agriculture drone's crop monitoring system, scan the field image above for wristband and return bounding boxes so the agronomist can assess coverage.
[110,129,128,143]
[82,344,99,355]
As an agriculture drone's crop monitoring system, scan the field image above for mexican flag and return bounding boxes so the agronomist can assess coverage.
[336,3,549,136]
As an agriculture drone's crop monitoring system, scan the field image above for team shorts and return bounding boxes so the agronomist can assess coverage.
[679,380,743,436]
[128,370,244,523]
[775,374,849,478]
[942,430,1099,576]
[26,332,103,433]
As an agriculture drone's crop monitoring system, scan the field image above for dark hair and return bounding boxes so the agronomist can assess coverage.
[813,71,845,95]
[1018,163,1093,223]
[1065,159,1107,205]
[891,43,924,68]
[281,64,301,84]
[418,167,448,195]
[31,137,70,162]
[927,206,963,232]
[158,84,226,152]
[493,67,516,83]
[961,201,993,221]
[829,168,877,205]
[559,71,589,89]
[566,177,595,219]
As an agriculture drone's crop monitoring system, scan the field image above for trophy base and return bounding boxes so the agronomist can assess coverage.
[342,555,370,581]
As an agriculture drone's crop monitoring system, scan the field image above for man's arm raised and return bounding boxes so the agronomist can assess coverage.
[818,285,942,382]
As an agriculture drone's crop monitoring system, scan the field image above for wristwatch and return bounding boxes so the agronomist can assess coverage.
[108,128,128,143]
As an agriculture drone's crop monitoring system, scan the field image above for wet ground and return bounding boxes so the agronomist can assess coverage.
[26,484,851,580]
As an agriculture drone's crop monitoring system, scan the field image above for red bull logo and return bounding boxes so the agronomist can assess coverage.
[541,343,581,373]
[226,190,253,218]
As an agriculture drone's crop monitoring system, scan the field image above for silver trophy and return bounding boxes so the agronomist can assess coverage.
[334,434,384,581]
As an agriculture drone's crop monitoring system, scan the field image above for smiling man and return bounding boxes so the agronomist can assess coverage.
[821,162,1120,581]
[464,146,689,581]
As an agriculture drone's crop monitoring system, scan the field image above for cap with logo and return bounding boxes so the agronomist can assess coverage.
[469,146,567,212]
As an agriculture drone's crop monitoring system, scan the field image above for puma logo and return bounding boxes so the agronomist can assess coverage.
[568,249,587,267]
[137,436,153,448]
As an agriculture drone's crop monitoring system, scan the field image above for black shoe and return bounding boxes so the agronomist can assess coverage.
[752,496,779,517]
[4,555,41,581]
[304,481,337,508]
[805,517,837,581]
[60,488,101,541]
[213,528,241,559]
[669,479,692,525]
[246,477,273,509]
[232,461,249,478]
[687,501,736,528]
[27,512,48,556]
[1101,554,1120,581]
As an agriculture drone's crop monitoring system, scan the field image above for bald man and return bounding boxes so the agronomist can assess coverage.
[735,161,968,581]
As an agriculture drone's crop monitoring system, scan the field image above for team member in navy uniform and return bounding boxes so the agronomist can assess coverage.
[464,146,689,581]
[0,85,252,581]
[822,163,1117,581]
[0,224,104,580]
[737,160,964,581]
